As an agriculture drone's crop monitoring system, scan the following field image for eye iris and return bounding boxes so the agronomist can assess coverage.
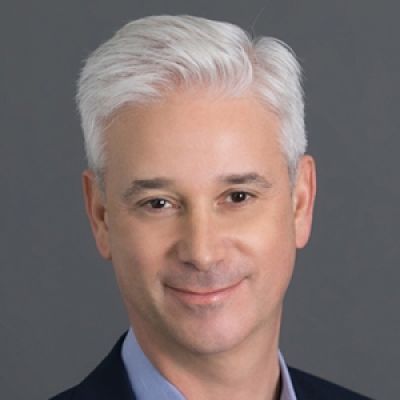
[231,192,246,202]
[150,199,167,208]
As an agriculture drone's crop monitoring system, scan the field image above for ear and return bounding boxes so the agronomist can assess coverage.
[82,170,112,260]
[292,155,317,249]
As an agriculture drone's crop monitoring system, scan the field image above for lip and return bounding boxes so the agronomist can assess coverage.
[165,279,244,306]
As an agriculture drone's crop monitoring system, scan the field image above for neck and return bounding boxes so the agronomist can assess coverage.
[132,312,282,400]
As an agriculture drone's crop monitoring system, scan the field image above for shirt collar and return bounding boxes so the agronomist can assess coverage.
[122,328,297,400]
[279,349,297,400]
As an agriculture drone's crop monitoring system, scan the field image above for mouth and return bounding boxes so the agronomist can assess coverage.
[165,279,244,306]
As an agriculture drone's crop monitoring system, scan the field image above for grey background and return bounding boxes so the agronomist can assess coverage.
[1,1,398,399]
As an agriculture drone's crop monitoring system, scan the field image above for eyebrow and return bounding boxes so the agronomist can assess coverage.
[122,173,272,202]
[122,177,174,201]
[217,173,272,189]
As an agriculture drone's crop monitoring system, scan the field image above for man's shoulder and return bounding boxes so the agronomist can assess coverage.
[49,334,135,400]
[49,386,77,400]
[289,366,372,400]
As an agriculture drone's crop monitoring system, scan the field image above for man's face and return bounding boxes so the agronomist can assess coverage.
[84,90,315,356]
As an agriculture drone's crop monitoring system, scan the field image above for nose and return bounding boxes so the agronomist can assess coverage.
[175,207,225,271]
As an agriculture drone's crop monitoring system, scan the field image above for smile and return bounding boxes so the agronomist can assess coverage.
[165,280,244,306]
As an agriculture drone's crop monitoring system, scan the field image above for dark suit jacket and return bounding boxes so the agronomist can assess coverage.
[50,334,372,400]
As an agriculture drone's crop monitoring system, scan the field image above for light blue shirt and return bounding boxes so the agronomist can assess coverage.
[122,328,297,400]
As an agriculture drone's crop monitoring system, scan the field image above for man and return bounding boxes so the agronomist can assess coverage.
[51,15,371,400]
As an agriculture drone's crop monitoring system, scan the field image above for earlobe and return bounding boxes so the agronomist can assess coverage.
[293,155,317,249]
[82,170,112,260]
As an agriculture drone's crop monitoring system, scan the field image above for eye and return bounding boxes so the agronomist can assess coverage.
[226,191,253,204]
[141,198,174,211]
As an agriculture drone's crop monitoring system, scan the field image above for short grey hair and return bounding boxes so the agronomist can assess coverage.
[77,15,306,185]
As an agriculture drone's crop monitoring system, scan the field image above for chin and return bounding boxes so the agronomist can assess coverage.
[164,310,262,356]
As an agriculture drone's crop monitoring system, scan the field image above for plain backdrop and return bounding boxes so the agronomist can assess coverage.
[1,1,399,399]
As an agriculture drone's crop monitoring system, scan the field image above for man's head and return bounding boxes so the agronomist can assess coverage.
[80,16,316,360]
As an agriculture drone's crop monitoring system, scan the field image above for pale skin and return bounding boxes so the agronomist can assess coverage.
[83,89,316,400]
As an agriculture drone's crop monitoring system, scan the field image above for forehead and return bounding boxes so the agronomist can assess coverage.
[104,90,288,188]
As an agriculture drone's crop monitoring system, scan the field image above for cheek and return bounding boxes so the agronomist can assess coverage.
[239,206,296,297]
[239,198,295,256]
[107,217,166,292]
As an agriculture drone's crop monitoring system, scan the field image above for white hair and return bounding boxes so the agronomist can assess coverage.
[77,15,306,185]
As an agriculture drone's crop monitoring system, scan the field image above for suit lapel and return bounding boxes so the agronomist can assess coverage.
[73,333,136,400]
